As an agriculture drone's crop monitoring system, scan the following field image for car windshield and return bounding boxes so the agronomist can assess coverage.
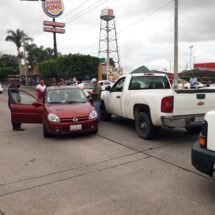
[46,88,88,104]
[83,83,93,89]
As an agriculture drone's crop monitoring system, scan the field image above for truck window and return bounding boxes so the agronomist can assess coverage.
[112,77,126,92]
[129,76,170,90]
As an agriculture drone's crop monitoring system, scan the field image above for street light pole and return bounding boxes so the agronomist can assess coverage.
[173,0,178,89]
[189,45,193,70]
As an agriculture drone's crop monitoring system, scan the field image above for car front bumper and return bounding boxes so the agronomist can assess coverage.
[44,119,98,135]
[192,141,215,176]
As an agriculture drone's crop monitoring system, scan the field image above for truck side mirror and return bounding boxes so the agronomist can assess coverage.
[105,86,111,91]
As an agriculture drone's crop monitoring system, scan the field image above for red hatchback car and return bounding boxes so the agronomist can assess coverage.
[9,86,98,138]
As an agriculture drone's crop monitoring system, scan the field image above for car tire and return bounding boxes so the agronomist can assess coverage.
[186,126,201,134]
[135,112,155,139]
[100,103,111,121]
[43,125,52,138]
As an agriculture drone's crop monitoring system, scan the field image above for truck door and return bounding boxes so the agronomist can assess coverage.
[107,77,125,116]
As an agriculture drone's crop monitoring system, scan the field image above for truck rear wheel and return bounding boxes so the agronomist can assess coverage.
[135,112,155,139]
[186,126,201,134]
[100,103,111,121]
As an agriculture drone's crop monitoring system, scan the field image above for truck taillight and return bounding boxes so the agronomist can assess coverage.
[199,121,208,148]
[161,96,173,113]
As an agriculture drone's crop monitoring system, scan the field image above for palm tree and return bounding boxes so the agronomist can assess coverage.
[5,29,33,74]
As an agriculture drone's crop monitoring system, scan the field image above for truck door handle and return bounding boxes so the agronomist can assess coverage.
[116,96,121,99]
[197,94,205,99]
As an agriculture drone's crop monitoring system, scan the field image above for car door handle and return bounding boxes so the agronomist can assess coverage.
[116,96,121,99]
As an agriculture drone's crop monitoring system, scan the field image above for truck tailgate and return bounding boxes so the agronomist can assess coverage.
[173,89,215,116]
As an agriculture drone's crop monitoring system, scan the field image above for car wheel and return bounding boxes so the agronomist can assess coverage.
[135,112,155,139]
[186,126,201,134]
[43,125,51,138]
[100,103,111,121]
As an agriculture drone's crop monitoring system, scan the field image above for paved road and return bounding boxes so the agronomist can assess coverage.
[0,88,214,215]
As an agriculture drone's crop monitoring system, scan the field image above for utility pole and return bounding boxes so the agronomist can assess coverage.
[53,18,58,58]
[189,45,193,70]
[173,0,178,89]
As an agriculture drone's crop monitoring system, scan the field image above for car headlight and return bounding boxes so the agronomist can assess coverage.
[48,113,60,122]
[89,110,97,119]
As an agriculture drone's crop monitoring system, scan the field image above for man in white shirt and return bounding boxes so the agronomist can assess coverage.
[36,79,46,102]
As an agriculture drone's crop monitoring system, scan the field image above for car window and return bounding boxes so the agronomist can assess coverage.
[46,88,87,104]
[85,83,93,89]
[104,81,110,85]
[10,90,37,105]
[129,76,170,90]
[112,77,125,92]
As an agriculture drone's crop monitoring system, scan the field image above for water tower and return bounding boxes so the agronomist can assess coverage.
[98,8,122,81]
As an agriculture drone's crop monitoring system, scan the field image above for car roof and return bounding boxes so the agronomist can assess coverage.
[47,85,79,91]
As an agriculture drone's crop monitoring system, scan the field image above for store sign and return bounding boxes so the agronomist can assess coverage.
[42,0,64,18]
[43,26,65,34]
[43,21,65,28]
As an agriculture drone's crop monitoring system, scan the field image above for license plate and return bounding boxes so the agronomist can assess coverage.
[70,124,82,131]
[195,116,204,122]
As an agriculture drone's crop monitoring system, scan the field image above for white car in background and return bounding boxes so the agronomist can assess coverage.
[78,82,93,97]
[98,80,113,90]
[177,79,190,89]
[195,82,206,89]
[0,83,3,93]
[201,83,215,89]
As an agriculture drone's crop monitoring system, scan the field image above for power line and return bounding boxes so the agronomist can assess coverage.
[61,0,91,20]
[19,0,108,38]
[81,0,173,52]
[119,0,173,33]
[64,0,108,24]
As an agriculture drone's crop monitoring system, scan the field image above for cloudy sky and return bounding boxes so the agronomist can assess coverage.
[1,0,215,73]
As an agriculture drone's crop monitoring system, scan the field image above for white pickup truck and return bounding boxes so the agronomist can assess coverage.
[192,111,215,177]
[101,72,215,139]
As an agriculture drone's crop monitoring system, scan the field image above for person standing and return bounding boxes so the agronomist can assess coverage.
[8,80,24,131]
[189,75,198,89]
[90,78,102,120]
[36,79,46,102]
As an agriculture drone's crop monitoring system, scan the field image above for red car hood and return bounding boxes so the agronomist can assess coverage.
[45,102,94,118]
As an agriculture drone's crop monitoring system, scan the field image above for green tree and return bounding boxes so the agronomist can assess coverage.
[0,54,19,82]
[5,29,33,73]
[25,43,60,70]
[0,54,18,68]
[39,54,99,82]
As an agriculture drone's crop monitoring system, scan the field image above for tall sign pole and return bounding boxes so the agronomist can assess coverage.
[42,0,65,58]
[53,18,57,58]
[173,0,178,88]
